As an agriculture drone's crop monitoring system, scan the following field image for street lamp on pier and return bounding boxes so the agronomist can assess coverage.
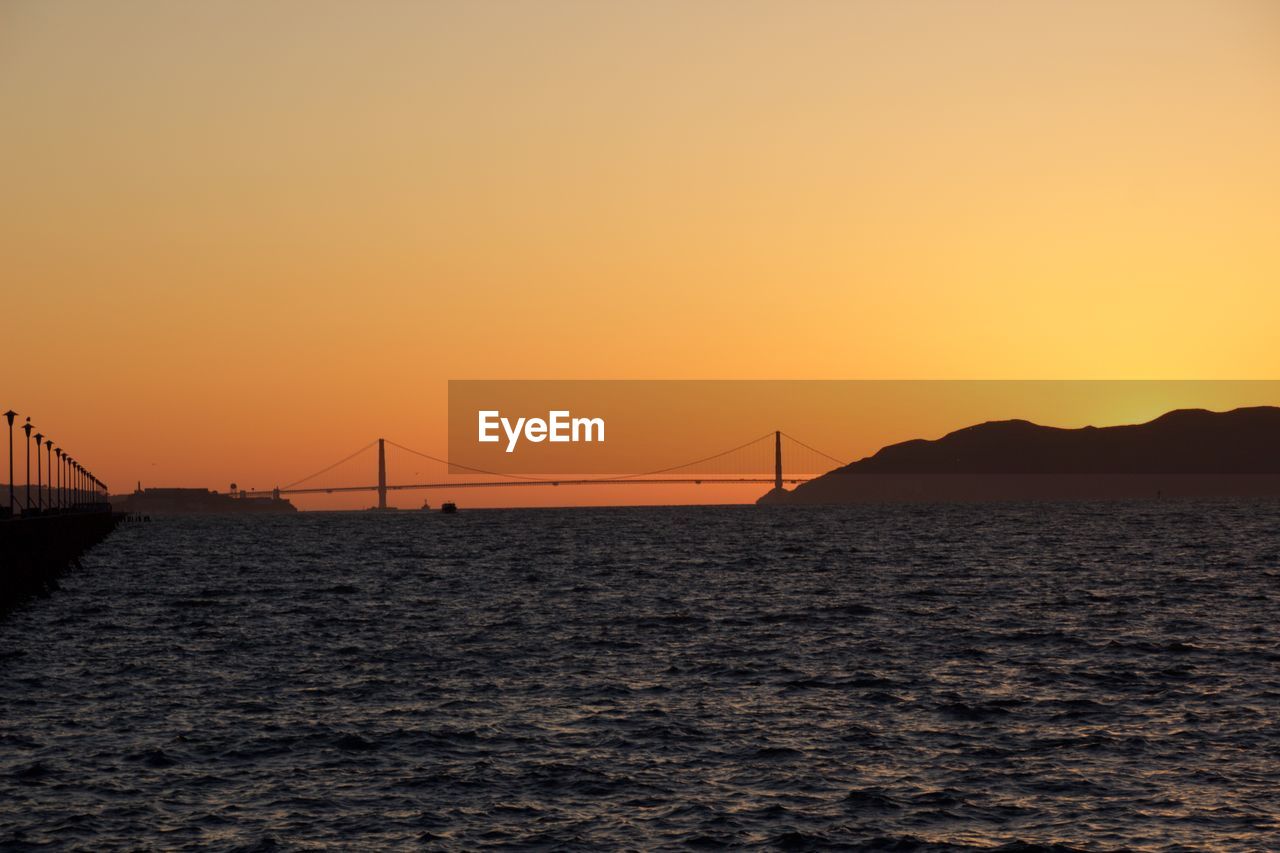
[44,440,53,510]
[3,410,15,514]
[22,419,32,511]
[54,447,62,510]
[34,432,43,511]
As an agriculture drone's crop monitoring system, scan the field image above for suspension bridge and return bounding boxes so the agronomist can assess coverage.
[237,431,845,508]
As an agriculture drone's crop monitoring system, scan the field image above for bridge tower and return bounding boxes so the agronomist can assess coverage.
[377,438,387,510]
[775,430,782,491]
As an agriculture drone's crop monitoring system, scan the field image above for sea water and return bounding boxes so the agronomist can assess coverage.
[2,503,1278,850]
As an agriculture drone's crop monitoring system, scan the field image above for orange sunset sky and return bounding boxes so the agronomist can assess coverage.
[2,1,1278,508]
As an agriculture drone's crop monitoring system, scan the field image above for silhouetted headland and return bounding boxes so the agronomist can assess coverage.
[760,406,1280,505]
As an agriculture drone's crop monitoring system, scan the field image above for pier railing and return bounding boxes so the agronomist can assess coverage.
[1,408,109,519]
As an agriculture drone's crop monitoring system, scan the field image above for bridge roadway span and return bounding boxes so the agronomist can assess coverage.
[245,477,812,498]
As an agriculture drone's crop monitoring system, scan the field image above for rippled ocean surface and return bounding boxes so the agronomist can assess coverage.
[2,502,1279,851]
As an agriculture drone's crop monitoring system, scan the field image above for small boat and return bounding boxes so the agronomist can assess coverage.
[440,502,457,514]
[420,500,431,511]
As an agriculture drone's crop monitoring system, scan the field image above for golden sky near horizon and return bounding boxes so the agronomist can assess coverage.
[2,1,1278,507]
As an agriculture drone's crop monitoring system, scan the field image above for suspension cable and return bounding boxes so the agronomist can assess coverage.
[780,432,847,466]
[383,439,557,481]
[607,432,776,480]
[388,433,780,482]
[281,441,377,490]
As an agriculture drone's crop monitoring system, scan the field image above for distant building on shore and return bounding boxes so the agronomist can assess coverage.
[110,485,296,515]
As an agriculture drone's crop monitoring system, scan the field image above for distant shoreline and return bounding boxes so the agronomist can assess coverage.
[759,473,1280,506]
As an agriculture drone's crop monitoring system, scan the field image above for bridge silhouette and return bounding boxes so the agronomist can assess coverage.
[238,432,845,508]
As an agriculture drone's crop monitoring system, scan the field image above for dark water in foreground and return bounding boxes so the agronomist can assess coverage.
[2,503,1279,851]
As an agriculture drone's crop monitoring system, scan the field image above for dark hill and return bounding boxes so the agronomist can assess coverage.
[762,406,1280,505]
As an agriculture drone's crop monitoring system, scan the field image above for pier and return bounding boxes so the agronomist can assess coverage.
[1,408,120,611]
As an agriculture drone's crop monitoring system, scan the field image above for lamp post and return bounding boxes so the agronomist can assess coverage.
[22,419,32,511]
[44,440,53,510]
[54,447,62,510]
[34,432,43,511]
[3,410,15,514]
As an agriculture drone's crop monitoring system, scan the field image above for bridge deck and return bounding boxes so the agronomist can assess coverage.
[243,477,812,497]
